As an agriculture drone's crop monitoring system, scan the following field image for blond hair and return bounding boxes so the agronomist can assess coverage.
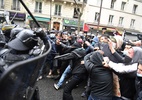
[114,35,123,49]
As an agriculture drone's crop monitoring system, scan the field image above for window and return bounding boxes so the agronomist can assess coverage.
[55,4,61,16]
[110,0,116,9]
[132,4,138,14]
[12,0,20,10]
[83,0,87,3]
[73,8,80,18]
[130,19,135,28]
[96,0,101,6]
[94,12,100,23]
[35,1,42,13]
[121,2,126,10]
[108,15,114,24]
[0,0,4,9]
[118,17,124,26]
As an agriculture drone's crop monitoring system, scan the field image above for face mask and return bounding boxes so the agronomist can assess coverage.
[112,42,116,49]
[137,73,142,77]
[123,51,129,56]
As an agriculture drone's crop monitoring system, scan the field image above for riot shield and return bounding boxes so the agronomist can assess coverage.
[0,40,51,100]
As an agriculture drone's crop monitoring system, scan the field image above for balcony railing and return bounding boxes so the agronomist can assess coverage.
[52,0,86,5]
[11,6,20,11]
[54,12,61,16]
[0,5,4,9]
[34,9,42,13]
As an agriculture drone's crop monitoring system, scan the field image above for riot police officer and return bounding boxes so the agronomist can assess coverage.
[0,29,45,76]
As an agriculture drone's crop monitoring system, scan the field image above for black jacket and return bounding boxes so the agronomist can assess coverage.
[84,51,113,97]
[54,48,87,75]
[135,77,142,100]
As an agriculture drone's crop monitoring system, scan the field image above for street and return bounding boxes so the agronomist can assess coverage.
[37,77,87,100]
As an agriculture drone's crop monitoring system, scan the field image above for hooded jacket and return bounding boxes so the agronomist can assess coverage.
[54,48,87,75]
[84,51,113,97]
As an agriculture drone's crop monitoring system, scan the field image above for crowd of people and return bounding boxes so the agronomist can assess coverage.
[0,24,142,100]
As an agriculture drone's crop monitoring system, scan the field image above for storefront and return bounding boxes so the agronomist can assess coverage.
[27,15,50,29]
[63,18,84,32]
[84,23,123,36]
[9,12,26,27]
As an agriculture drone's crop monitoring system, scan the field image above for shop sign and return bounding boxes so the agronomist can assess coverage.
[9,12,26,21]
[63,18,84,27]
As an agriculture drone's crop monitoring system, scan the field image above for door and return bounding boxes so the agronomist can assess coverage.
[53,22,60,30]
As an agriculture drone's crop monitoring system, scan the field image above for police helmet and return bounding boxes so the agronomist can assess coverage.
[2,25,15,39]
[10,27,24,39]
[7,29,38,51]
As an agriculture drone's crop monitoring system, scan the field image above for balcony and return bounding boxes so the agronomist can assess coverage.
[34,9,42,13]
[11,6,20,11]
[0,5,4,9]
[50,0,86,5]
[54,12,61,16]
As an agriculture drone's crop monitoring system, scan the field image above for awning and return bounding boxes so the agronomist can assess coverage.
[83,23,89,32]
[86,23,123,35]
[27,16,50,22]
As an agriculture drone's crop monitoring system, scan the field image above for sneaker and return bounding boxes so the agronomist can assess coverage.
[46,74,54,78]
[37,76,42,81]
[81,92,86,98]
[54,83,60,90]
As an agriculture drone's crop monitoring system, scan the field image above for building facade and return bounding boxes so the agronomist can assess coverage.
[84,0,142,34]
[0,0,27,27]
[1,0,142,34]
[19,0,86,31]
[0,0,86,31]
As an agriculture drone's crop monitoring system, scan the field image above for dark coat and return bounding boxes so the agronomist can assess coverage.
[84,51,113,97]
[135,77,142,100]
[54,48,87,75]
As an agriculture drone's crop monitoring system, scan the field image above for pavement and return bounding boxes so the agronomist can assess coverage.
[36,76,87,100]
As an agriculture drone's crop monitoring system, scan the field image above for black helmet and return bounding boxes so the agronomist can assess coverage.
[7,29,38,51]
[10,27,24,39]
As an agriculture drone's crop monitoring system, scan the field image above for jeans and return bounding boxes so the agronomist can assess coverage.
[88,94,113,100]
[57,65,71,87]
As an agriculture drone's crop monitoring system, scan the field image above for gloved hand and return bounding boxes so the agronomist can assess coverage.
[35,28,47,40]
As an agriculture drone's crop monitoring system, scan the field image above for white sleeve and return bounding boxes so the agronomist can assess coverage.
[109,61,137,73]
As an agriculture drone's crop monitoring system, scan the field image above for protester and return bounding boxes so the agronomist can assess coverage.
[53,38,84,90]
[84,51,113,100]
[53,48,87,100]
